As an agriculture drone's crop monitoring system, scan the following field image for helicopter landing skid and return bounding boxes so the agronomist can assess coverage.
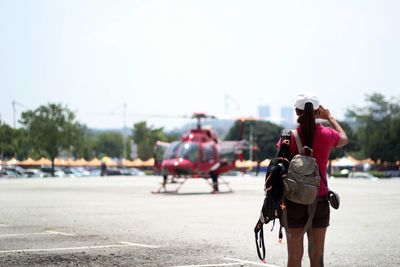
[151,176,233,194]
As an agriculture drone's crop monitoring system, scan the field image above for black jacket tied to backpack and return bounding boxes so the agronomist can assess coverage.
[254,133,291,261]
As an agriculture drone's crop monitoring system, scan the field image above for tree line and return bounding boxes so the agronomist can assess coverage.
[0,93,399,171]
[227,93,399,163]
[0,105,177,161]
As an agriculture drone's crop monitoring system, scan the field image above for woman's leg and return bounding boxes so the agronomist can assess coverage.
[307,227,327,267]
[286,228,305,267]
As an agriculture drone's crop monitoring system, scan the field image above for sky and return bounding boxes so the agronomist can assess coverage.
[0,0,399,130]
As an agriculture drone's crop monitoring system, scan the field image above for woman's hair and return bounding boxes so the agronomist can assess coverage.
[295,102,316,148]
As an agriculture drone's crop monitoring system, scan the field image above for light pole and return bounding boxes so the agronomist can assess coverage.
[123,102,127,159]
[249,124,254,161]
[12,100,29,128]
[12,100,16,128]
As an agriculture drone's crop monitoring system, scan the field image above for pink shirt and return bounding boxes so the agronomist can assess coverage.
[290,124,340,196]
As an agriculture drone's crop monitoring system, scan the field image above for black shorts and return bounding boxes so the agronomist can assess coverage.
[285,198,330,228]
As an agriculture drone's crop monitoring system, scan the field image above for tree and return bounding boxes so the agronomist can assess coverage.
[0,122,31,160]
[93,131,124,158]
[327,120,360,159]
[68,124,96,160]
[224,120,283,160]
[20,103,84,175]
[11,128,32,160]
[165,131,181,143]
[346,93,400,162]
[0,123,17,160]
[132,121,168,160]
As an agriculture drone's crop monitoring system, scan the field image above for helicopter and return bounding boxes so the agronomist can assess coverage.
[152,112,251,194]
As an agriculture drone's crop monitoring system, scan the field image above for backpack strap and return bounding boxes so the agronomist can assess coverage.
[291,129,303,155]
[254,219,266,261]
[288,129,318,236]
[319,170,328,188]
[302,201,317,235]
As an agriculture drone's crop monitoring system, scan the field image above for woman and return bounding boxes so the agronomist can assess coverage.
[285,93,348,267]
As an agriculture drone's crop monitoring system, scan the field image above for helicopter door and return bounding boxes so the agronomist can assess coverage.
[200,142,218,175]
[153,141,170,172]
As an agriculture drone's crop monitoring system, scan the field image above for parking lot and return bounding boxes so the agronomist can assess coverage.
[0,176,399,266]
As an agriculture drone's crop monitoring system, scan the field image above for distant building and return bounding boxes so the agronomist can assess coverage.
[280,106,295,129]
[258,105,271,118]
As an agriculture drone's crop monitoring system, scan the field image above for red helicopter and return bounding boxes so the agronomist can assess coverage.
[153,113,250,194]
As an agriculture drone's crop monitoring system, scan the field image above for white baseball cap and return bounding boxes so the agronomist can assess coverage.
[295,93,320,110]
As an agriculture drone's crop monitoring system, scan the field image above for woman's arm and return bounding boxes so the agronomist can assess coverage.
[318,105,349,147]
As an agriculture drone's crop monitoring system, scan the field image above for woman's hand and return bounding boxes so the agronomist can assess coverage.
[318,105,348,147]
[318,105,332,120]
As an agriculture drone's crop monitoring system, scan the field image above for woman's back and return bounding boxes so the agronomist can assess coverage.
[290,124,340,196]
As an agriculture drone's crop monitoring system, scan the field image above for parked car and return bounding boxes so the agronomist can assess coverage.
[74,167,91,177]
[62,167,91,177]
[106,168,123,176]
[348,172,378,180]
[89,169,101,177]
[24,169,44,178]
[121,168,146,176]
[41,167,65,178]
[0,166,26,178]
[1,169,20,178]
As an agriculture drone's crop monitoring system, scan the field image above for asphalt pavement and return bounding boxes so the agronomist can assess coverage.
[0,175,399,267]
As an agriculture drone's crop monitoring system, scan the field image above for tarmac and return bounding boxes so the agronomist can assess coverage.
[0,175,399,267]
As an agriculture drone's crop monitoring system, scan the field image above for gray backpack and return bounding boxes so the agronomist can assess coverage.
[283,129,320,205]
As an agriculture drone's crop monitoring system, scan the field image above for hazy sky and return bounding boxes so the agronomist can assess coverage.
[1,0,399,130]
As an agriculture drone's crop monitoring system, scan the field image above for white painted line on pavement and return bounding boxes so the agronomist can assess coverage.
[0,244,130,254]
[171,263,244,267]
[225,257,281,267]
[119,241,160,248]
[44,230,75,236]
[0,224,8,227]
[171,257,280,267]
[0,231,75,238]
[0,241,160,254]
[0,232,54,238]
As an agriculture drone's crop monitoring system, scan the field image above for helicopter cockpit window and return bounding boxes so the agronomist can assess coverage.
[202,143,215,162]
[163,141,180,159]
[178,143,199,162]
